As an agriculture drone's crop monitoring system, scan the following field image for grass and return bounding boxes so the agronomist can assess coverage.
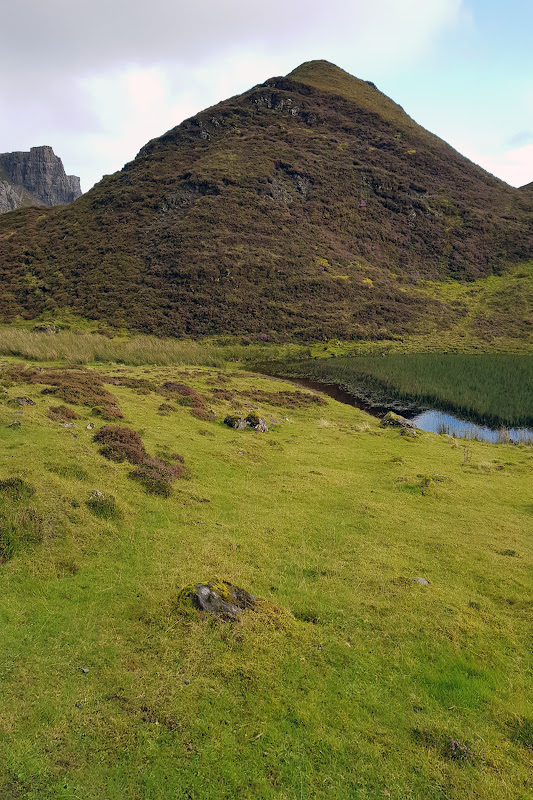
[262,352,533,428]
[0,325,308,366]
[0,354,532,798]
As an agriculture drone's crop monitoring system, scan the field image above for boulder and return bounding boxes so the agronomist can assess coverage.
[177,579,256,621]
[380,411,416,429]
[224,415,248,431]
[246,413,268,432]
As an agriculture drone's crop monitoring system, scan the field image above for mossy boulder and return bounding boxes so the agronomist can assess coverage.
[177,579,256,620]
[380,411,417,429]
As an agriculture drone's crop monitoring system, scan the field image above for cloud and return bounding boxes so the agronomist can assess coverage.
[460,142,533,188]
[1,1,465,188]
[507,131,533,148]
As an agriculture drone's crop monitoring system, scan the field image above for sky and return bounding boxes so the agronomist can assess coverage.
[2,0,532,192]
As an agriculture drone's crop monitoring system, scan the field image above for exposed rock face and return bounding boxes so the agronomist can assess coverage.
[0,146,81,213]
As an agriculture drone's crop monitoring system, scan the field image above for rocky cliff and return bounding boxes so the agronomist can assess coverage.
[0,146,81,213]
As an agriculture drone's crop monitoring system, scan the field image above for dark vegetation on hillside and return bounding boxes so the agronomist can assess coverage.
[0,61,531,340]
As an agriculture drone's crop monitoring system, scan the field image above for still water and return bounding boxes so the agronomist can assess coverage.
[282,377,533,444]
[410,409,533,444]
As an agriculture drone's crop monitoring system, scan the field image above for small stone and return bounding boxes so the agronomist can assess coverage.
[412,577,430,585]
[12,396,36,406]
[86,423,95,430]
[89,490,105,501]
[75,702,83,709]
[80,667,90,673]
[61,422,75,428]
[7,420,21,427]
[184,679,190,685]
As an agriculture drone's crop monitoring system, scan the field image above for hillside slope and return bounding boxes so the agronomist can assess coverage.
[0,61,531,339]
[1,357,532,798]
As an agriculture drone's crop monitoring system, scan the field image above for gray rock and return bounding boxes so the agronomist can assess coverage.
[86,422,95,430]
[80,667,90,674]
[223,415,248,431]
[412,577,430,585]
[32,324,58,335]
[89,490,105,501]
[380,411,417,429]
[7,420,21,427]
[178,580,256,621]
[247,415,268,433]
[0,146,82,214]
[11,396,36,406]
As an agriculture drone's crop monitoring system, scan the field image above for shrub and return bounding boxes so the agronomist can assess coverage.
[190,406,210,421]
[92,405,125,420]
[93,425,146,464]
[129,456,184,496]
[48,405,79,421]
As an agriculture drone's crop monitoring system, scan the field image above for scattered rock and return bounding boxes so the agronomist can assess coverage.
[246,414,268,432]
[89,490,105,501]
[380,411,417,429]
[400,428,420,438]
[32,324,58,335]
[177,579,257,621]
[10,396,36,406]
[86,422,95,429]
[60,422,76,428]
[223,414,268,432]
[80,667,90,674]
[223,415,248,431]
[412,577,430,585]
[184,679,190,685]
[7,420,22,427]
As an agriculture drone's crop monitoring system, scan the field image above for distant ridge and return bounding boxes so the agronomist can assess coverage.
[0,61,530,339]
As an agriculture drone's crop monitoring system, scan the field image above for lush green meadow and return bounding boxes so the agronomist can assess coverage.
[1,355,532,799]
[264,354,533,428]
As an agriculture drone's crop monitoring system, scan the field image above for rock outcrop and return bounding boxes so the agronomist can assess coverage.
[0,146,81,213]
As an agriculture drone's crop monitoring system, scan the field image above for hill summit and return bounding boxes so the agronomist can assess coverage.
[0,62,531,339]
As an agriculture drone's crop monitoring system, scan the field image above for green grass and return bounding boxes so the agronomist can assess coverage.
[262,353,533,427]
[1,356,532,798]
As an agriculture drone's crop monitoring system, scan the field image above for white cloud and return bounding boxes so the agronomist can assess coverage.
[1,1,466,187]
[470,142,533,188]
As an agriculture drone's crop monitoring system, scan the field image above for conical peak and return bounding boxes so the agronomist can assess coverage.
[287,59,416,133]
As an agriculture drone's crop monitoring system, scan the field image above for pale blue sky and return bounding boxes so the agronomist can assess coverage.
[2,1,532,190]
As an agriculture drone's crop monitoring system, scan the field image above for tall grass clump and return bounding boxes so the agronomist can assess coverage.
[0,327,308,367]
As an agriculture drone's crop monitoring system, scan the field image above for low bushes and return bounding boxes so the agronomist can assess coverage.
[93,425,186,495]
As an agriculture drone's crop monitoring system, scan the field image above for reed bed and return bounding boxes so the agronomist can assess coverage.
[268,353,533,428]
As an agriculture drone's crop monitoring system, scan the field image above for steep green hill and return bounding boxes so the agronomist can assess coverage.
[0,61,531,339]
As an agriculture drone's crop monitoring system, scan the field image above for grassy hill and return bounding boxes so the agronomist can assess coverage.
[1,351,532,799]
[0,60,531,340]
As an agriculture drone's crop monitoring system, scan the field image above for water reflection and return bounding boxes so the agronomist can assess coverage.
[278,376,533,444]
[411,409,533,444]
